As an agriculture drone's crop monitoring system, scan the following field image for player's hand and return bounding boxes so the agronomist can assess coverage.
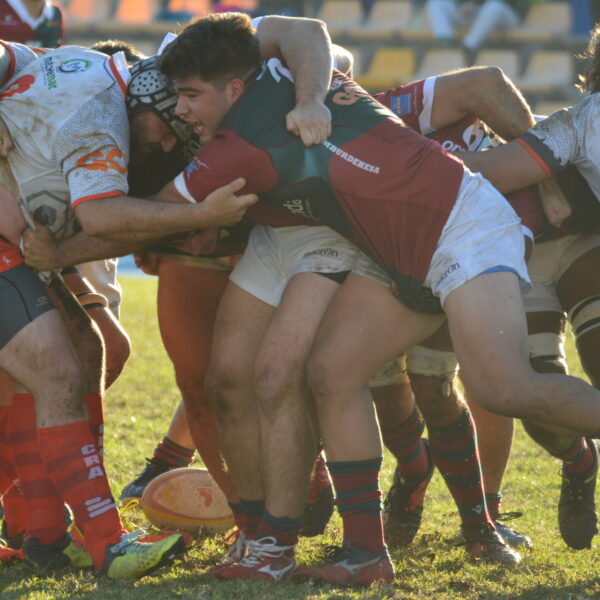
[538,178,572,228]
[22,221,59,271]
[0,116,13,157]
[134,250,160,276]
[286,99,331,146]
[201,178,257,227]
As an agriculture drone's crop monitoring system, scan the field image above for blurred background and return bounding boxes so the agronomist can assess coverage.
[9,0,600,116]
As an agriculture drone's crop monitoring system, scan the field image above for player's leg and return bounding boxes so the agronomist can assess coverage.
[205,280,275,540]
[554,243,600,549]
[297,273,444,585]
[252,272,338,552]
[1,266,184,577]
[157,259,235,500]
[62,266,131,390]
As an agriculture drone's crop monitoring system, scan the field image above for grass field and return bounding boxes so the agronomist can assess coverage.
[2,276,600,599]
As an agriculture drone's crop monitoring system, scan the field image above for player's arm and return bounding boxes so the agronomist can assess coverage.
[23,222,146,271]
[459,142,547,193]
[431,66,535,140]
[255,15,333,145]
[75,178,256,239]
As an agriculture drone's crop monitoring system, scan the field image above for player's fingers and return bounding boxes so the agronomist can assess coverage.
[237,193,258,208]
[286,114,300,136]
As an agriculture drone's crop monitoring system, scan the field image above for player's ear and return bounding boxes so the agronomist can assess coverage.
[227,78,245,102]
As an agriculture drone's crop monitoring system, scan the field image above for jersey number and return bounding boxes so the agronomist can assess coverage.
[76,148,127,174]
[0,75,35,100]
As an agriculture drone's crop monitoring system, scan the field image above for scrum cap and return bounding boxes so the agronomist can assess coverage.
[126,55,199,160]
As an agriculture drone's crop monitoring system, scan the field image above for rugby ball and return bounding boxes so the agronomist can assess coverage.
[141,467,234,535]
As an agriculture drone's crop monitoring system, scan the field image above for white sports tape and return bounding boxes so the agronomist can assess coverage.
[406,345,458,379]
[568,296,600,340]
[527,332,567,370]
[368,355,408,388]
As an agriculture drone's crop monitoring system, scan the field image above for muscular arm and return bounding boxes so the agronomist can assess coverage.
[23,225,147,271]
[75,179,256,238]
[255,15,333,145]
[458,141,548,193]
[431,66,535,140]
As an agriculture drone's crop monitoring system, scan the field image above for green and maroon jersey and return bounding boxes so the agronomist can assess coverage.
[174,59,466,313]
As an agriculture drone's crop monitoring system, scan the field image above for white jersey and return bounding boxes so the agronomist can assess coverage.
[519,94,600,201]
[0,42,130,240]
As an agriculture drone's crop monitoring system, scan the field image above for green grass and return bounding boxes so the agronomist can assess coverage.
[2,276,600,599]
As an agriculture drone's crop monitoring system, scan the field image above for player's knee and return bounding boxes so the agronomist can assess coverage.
[409,372,460,423]
[103,327,131,387]
[255,360,306,413]
[205,360,251,418]
[306,354,348,404]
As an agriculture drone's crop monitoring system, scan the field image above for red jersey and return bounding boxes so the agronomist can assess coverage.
[376,77,544,239]
[0,0,63,48]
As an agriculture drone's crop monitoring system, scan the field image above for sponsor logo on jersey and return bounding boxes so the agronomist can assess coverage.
[303,248,339,259]
[58,58,92,73]
[42,56,57,90]
[282,198,313,217]
[35,295,49,308]
[322,140,380,174]
[389,93,413,117]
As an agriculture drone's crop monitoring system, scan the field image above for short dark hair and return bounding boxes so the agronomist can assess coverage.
[91,39,145,65]
[578,23,600,94]
[159,12,261,87]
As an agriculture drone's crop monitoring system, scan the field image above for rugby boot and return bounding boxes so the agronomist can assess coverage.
[0,539,24,566]
[100,530,185,579]
[461,524,521,566]
[24,533,93,571]
[120,458,174,501]
[383,439,434,547]
[300,452,335,537]
[558,438,599,549]
[215,536,295,582]
[294,542,394,586]
[209,528,247,573]
[492,512,532,550]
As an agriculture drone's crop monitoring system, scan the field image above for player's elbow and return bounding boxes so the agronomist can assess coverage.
[75,200,117,237]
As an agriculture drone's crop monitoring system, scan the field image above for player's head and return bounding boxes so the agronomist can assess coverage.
[159,12,261,144]
[579,24,600,94]
[91,39,146,65]
[126,55,200,161]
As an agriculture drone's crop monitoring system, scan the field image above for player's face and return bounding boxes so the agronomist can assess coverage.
[130,111,178,158]
[173,76,241,145]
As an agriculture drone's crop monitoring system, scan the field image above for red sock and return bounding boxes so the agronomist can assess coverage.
[84,393,104,456]
[2,483,27,539]
[152,436,195,468]
[327,457,385,553]
[560,438,595,475]
[0,405,16,492]
[8,394,66,544]
[37,421,125,568]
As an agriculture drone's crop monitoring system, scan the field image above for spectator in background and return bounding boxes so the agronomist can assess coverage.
[212,0,258,15]
[425,0,528,56]
[0,0,63,47]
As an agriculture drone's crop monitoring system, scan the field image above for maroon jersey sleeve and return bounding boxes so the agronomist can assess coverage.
[175,130,315,227]
[175,130,277,201]
[374,79,426,133]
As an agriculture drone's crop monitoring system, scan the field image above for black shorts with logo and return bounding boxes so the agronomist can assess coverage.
[0,264,53,349]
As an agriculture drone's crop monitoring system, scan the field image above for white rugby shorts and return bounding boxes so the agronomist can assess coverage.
[230,224,364,307]
[523,233,600,314]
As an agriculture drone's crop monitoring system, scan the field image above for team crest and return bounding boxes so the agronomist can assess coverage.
[58,58,92,73]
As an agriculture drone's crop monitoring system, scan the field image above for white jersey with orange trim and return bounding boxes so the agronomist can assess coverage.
[517,95,600,201]
[0,43,130,240]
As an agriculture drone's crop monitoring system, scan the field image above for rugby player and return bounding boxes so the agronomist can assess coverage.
[0,15,338,572]
[155,13,600,585]
[203,62,537,576]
